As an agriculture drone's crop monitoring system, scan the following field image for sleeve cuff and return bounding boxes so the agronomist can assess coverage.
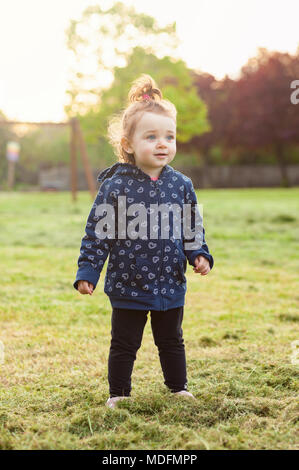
[187,250,214,269]
[73,266,101,291]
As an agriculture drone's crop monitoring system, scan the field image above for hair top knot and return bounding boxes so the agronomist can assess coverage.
[128,74,162,103]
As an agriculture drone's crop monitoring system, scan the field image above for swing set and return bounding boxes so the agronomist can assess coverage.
[0,117,96,201]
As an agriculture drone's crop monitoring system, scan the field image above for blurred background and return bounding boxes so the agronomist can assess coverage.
[0,0,299,191]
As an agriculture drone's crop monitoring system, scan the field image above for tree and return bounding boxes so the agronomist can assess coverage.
[77,47,210,150]
[189,72,235,166]
[227,48,299,186]
[65,1,178,116]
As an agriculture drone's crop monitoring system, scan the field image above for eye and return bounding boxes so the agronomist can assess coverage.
[147,135,156,139]
[167,135,175,140]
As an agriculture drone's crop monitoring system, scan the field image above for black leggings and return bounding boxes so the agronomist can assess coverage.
[108,306,188,397]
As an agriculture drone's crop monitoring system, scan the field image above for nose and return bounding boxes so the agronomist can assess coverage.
[156,138,167,148]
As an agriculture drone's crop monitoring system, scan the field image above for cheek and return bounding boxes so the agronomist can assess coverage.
[142,142,154,154]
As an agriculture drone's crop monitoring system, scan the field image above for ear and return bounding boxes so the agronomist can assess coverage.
[121,136,133,154]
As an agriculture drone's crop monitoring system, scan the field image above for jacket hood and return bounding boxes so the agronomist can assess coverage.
[97,162,173,183]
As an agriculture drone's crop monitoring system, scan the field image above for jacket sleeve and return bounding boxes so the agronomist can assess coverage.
[73,180,117,291]
[183,178,214,269]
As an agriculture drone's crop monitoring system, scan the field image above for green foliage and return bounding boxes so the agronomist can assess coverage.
[78,47,210,147]
[65,1,178,116]
[19,127,70,170]
[64,0,210,147]
[162,84,210,142]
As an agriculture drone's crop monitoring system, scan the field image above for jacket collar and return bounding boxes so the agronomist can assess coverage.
[97,162,173,183]
[131,163,171,181]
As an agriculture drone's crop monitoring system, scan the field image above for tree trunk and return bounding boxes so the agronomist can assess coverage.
[275,142,290,187]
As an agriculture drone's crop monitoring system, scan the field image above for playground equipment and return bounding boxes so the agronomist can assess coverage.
[0,118,96,201]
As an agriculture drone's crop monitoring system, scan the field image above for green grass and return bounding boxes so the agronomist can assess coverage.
[0,187,298,450]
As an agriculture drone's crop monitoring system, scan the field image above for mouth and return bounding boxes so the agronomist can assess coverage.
[155,154,168,158]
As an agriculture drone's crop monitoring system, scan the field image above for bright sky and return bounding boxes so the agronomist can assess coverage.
[0,0,298,122]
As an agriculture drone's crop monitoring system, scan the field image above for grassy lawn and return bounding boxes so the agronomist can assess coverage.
[0,187,298,450]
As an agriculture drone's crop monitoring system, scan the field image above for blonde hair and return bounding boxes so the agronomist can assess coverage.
[107,74,177,164]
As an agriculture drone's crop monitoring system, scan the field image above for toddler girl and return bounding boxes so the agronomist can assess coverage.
[73,74,214,408]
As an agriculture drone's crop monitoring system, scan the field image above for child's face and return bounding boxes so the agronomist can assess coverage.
[122,112,176,174]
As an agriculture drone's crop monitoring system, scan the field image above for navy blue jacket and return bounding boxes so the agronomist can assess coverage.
[73,163,214,311]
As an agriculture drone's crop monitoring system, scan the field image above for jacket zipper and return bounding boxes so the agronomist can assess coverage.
[153,180,164,311]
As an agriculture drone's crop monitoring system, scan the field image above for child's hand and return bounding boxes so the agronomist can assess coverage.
[193,255,211,276]
[77,280,94,295]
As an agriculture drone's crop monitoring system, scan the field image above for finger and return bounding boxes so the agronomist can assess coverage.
[193,265,203,272]
[198,257,207,270]
[200,266,209,273]
[202,265,210,273]
[193,268,203,274]
[79,288,88,294]
[201,268,210,275]
[194,259,202,268]
[79,281,88,289]
[194,262,204,270]
[79,282,90,294]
